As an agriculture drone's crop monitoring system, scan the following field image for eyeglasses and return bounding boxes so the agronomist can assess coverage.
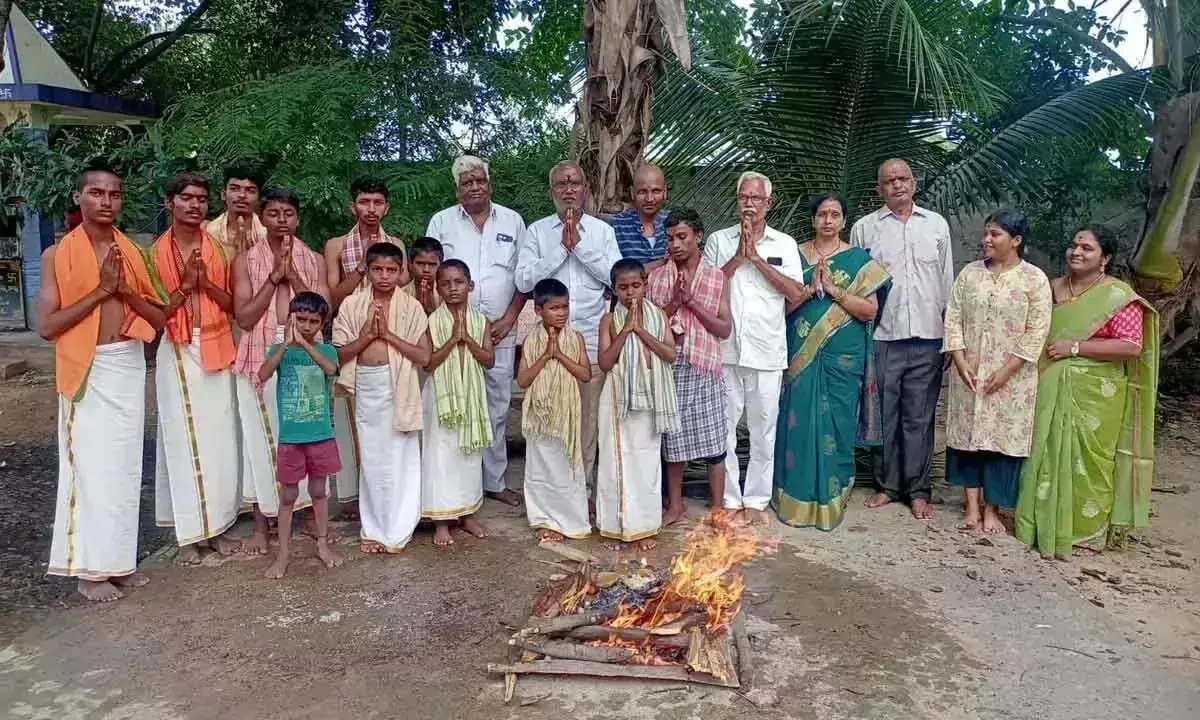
[736,193,768,204]
[553,179,585,190]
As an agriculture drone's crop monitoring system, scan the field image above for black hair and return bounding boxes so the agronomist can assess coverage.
[437,258,472,282]
[76,160,120,191]
[410,236,444,261]
[807,192,848,219]
[365,242,405,266]
[165,171,210,198]
[610,258,646,286]
[664,207,704,236]
[261,186,301,212]
[1076,224,1119,259]
[350,176,390,201]
[222,158,266,190]
[533,278,569,306]
[984,209,1030,257]
[289,291,329,318]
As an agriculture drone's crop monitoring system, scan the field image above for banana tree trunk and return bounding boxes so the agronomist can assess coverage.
[574,0,690,214]
[0,0,12,73]
[1132,92,1200,357]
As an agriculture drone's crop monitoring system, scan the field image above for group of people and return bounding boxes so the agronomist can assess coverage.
[37,152,1158,603]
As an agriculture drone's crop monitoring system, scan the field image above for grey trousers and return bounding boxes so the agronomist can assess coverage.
[874,338,943,501]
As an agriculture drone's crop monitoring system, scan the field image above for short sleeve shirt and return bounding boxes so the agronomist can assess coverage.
[271,343,339,444]
[609,209,667,264]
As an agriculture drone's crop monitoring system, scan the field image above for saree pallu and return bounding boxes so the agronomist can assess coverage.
[772,248,890,530]
[1015,281,1159,557]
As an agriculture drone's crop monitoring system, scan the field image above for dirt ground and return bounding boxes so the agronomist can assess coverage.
[1,334,1197,720]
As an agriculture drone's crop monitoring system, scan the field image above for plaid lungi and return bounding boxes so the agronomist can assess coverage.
[663,362,727,462]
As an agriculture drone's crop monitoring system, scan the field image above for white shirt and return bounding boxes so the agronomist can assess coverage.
[850,204,954,341]
[517,213,622,361]
[426,203,527,347]
[702,224,804,371]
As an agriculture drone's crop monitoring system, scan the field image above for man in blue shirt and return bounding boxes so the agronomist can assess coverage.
[608,164,669,271]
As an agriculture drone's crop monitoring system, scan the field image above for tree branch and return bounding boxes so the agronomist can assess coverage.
[83,0,106,81]
[998,14,1137,74]
[92,0,214,92]
[93,26,218,84]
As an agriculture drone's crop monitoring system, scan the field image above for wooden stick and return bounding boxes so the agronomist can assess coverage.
[732,614,753,694]
[487,660,741,688]
[519,610,618,637]
[538,540,600,564]
[567,625,692,649]
[515,638,637,663]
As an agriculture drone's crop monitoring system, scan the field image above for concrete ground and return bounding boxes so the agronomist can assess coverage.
[1,334,1198,719]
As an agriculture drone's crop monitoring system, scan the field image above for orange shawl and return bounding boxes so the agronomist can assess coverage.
[54,226,159,398]
[150,228,236,371]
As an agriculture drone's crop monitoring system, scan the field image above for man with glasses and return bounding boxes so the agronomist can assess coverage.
[702,172,805,523]
[516,161,622,485]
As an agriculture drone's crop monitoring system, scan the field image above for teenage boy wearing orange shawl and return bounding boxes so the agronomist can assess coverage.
[149,172,243,566]
[38,165,166,603]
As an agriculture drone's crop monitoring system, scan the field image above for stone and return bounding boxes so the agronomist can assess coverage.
[1106,574,1123,585]
[929,586,945,593]
[1164,548,1183,558]
[1081,566,1107,580]
[975,537,995,547]
[1167,559,1190,569]
[0,359,27,380]
[1089,598,1105,608]
[966,568,981,581]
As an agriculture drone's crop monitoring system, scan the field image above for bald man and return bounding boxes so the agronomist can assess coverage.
[608,164,669,271]
[850,159,954,520]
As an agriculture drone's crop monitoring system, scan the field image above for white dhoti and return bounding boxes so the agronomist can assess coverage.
[420,383,483,520]
[524,437,591,539]
[332,393,361,502]
[235,373,312,516]
[596,376,663,542]
[154,336,241,544]
[355,365,421,550]
[49,340,145,579]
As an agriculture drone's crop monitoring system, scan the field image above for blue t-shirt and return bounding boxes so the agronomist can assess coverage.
[609,209,667,264]
[270,343,338,444]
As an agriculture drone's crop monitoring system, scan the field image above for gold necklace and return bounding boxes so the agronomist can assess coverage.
[1066,273,1104,303]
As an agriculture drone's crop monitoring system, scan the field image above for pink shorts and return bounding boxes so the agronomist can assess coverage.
[277,439,342,486]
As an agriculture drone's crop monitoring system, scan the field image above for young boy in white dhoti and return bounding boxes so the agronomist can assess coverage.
[258,292,344,579]
[333,243,432,554]
[596,260,680,551]
[517,279,593,542]
[39,164,167,602]
[422,260,495,546]
[150,172,243,564]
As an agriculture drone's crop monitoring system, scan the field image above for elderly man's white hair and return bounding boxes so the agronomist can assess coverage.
[548,160,585,185]
[452,155,489,184]
[736,171,773,198]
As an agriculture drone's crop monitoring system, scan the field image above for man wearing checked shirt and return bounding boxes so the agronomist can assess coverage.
[426,155,529,507]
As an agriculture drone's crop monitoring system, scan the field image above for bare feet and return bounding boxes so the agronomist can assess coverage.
[744,508,769,525]
[341,501,360,521]
[264,554,289,579]
[360,541,388,554]
[244,531,270,556]
[434,522,455,547]
[911,498,934,520]
[635,538,657,552]
[982,506,1005,534]
[536,529,564,542]
[485,489,523,507]
[209,534,242,556]
[315,540,343,569]
[865,492,893,509]
[957,510,981,531]
[302,517,342,543]
[112,571,150,588]
[176,544,203,566]
[460,516,491,539]
[662,504,687,527]
[77,579,124,602]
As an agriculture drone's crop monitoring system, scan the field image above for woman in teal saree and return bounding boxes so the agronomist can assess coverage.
[1015,226,1159,559]
[772,194,891,530]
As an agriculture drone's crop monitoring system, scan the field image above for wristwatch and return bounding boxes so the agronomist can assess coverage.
[1070,341,1080,357]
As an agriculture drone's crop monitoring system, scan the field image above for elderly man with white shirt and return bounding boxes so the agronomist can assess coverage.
[426,155,529,507]
[850,158,954,520]
[516,160,622,483]
[703,171,806,524]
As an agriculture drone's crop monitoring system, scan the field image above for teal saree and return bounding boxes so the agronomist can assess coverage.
[771,247,890,530]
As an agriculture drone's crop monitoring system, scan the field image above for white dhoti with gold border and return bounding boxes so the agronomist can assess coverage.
[420,383,483,520]
[596,376,663,542]
[355,364,421,551]
[523,437,591,539]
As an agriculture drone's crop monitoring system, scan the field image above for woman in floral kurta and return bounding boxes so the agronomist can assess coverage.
[943,211,1052,534]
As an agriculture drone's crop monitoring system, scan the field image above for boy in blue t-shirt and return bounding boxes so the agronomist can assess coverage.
[257,291,343,579]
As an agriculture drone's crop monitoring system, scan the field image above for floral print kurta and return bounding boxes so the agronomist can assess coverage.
[943,260,1052,457]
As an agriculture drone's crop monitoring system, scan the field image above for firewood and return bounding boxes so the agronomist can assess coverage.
[518,610,618,637]
[538,540,600,564]
[567,626,691,649]
[686,628,738,685]
[732,615,753,694]
[516,638,637,664]
[487,660,741,688]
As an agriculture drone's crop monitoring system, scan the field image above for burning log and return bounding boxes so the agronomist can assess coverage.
[686,627,738,685]
[514,638,637,664]
[567,625,692,649]
[488,660,741,688]
[518,610,618,638]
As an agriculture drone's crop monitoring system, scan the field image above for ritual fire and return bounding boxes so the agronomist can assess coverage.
[488,513,777,696]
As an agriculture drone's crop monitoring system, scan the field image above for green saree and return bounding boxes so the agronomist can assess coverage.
[772,247,890,530]
[1014,280,1159,558]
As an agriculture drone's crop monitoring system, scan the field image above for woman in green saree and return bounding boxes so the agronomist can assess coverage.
[1015,226,1160,559]
[772,194,890,530]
